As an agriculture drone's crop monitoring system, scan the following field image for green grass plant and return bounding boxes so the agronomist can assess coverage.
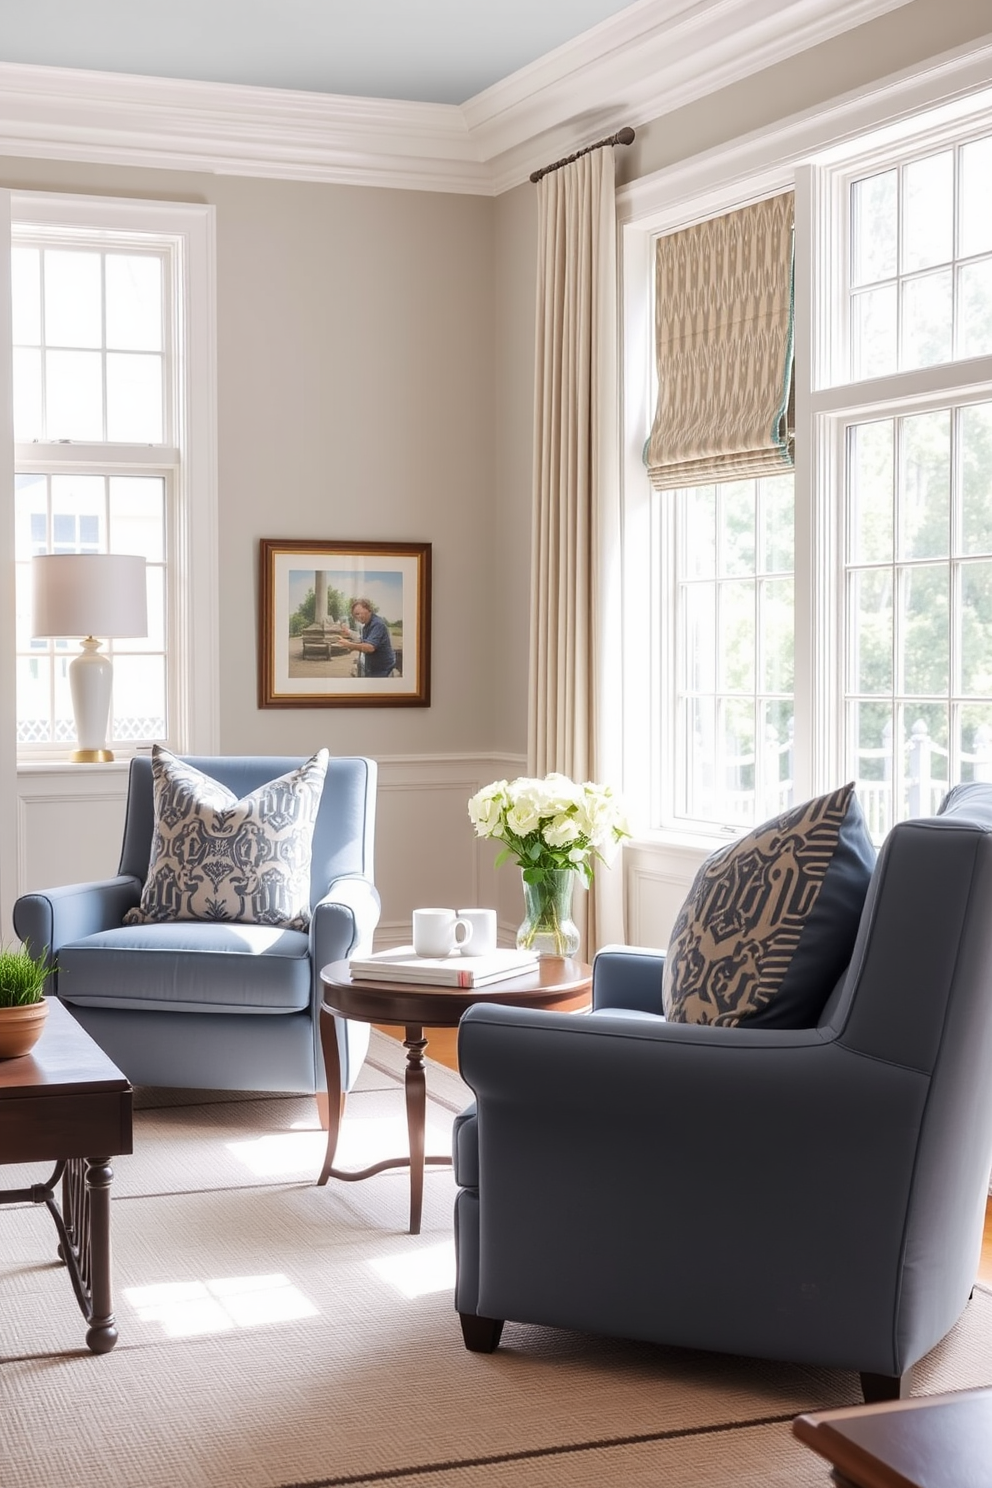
[0,943,50,1008]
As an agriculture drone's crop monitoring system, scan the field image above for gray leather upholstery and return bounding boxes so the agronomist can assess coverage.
[14,754,379,1097]
[454,784,992,1394]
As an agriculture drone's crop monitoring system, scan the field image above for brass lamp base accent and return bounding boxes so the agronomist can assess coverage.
[70,748,115,763]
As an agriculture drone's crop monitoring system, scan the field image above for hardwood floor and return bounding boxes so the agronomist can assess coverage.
[376,1025,992,1286]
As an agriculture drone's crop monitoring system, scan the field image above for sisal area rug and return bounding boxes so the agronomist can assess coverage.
[2,1032,992,1488]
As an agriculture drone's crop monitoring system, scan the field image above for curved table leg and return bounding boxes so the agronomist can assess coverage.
[317,1005,347,1186]
[404,1026,428,1235]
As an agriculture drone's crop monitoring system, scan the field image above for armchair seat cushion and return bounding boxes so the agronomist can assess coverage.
[57,923,311,1014]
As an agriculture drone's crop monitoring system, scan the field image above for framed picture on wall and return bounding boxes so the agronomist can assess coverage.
[258,539,431,707]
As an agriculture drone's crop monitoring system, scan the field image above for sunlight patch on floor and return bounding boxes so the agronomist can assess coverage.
[368,1241,455,1299]
[124,1273,319,1336]
[225,1129,326,1176]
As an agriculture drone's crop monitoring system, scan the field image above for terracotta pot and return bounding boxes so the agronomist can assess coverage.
[0,998,49,1060]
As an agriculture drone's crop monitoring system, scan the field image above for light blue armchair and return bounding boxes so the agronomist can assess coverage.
[13,755,379,1118]
[453,783,992,1402]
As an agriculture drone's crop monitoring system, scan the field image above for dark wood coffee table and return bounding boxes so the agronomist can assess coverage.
[793,1387,992,1486]
[0,997,133,1353]
[318,956,592,1233]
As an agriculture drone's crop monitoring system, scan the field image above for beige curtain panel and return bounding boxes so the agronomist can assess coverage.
[645,191,795,491]
[529,147,624,952]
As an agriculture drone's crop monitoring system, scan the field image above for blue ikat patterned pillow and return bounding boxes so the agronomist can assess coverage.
[124,746,328,929]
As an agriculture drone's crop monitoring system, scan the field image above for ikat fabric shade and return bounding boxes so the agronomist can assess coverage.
[645,191,795,490]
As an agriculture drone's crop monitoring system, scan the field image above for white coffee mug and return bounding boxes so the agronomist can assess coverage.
[412,908,473,958]
[456,907,497,957]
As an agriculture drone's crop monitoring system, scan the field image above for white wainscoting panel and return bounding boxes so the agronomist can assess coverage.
[16,762,131,908]
[624,838,710,951]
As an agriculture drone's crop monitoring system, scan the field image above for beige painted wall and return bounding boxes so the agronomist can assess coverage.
[0,155,505,762]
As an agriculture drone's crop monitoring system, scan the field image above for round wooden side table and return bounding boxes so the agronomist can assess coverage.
[318,956,592,1233]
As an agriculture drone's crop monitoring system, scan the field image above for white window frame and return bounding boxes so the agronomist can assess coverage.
[618,37,992,852]
[3,191,219,764]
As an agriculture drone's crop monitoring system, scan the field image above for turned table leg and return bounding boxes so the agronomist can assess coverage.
[403,1025,428,1235]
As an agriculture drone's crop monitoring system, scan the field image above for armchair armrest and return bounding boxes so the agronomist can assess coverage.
[310,873,381,992]
[592,944,666,1013]
[13,876,142,967]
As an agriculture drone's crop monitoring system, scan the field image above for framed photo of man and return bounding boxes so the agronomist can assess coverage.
[258,539,431,707]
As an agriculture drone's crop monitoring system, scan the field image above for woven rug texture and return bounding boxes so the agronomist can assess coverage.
[2,1031,992,1488]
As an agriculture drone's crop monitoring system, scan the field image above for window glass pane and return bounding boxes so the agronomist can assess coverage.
[960,561,992,697]
[106,255,162,351]
[849,420,893,564]
[106,353,163,442]
[960,708,992,783]
[52,650,77,743]
[722,697,757,824]
[718,580,755,692]
[903,703,949,815]
[51,475,106,553]
[682,582,716,692]
[852,700,895,835]
[852,284,896,379]
[961,402,992,557]
[111,653,165,741]
[44,249,102,349]
[958,259,992,359]
[902,269,953,368]
[11,246,41,345]
[682,696,714,819]
[900,410,950,560]
[14,472,48,562]
[760,475,793,572]
[681,487,716,578]
[12,347,42,441]
[46,349,103,440]
[760,577,794,693]
[960,136,992,258]
[903,151,953,272]
[719,483,755,576]
[851,569,893,694]
[109,477,165,562]
[901,564,949,695]
[16,656,52,745]
[851,170,897,285]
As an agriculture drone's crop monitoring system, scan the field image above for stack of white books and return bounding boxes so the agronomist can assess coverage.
[348,946,539,988]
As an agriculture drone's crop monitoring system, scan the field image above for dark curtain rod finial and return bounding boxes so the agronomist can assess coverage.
[530,126,635,184]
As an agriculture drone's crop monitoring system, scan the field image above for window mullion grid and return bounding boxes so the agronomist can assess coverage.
[948,405,962,786]
[100,251,108,442]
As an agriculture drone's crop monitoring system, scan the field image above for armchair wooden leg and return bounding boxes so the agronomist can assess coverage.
[860,1371,909,1403]
[314,1090,330,1132]
[459,1313,504,1353]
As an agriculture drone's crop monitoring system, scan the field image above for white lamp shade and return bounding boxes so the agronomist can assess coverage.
[32,554,148,640]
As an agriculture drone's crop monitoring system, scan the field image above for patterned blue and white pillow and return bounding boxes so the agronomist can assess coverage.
[124,747,328,929]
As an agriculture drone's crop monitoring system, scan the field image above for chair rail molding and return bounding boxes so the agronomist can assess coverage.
[0,0,914,195]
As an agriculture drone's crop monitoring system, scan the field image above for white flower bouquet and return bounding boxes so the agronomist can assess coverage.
[467,773,630,888]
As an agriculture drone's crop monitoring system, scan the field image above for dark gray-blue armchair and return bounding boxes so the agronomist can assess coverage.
[453,783,992,1402]
[13,754,379,1118]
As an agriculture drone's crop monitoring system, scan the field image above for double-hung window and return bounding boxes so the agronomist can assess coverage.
[5,193,218,760]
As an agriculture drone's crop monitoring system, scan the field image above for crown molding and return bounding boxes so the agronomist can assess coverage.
[0,0,921,195]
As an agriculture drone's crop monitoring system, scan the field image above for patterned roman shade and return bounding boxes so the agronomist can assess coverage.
[645,192,795,490]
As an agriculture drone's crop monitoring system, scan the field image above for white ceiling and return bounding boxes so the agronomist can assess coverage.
[0,0,640,106]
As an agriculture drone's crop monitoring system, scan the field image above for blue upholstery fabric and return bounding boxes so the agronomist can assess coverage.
[454,784,992,1392]
[14,754,379,1097]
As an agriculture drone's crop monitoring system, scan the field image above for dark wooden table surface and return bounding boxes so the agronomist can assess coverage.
[0,997,132,1353]
[794,1386,992,1487]
[318,955,592,1233]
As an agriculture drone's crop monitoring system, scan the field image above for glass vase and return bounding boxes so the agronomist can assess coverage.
[516,869,580,958]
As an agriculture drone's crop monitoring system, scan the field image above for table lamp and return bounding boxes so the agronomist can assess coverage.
[31,553,148,763]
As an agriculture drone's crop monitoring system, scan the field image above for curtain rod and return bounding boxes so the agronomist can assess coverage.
[530,126,635,184]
